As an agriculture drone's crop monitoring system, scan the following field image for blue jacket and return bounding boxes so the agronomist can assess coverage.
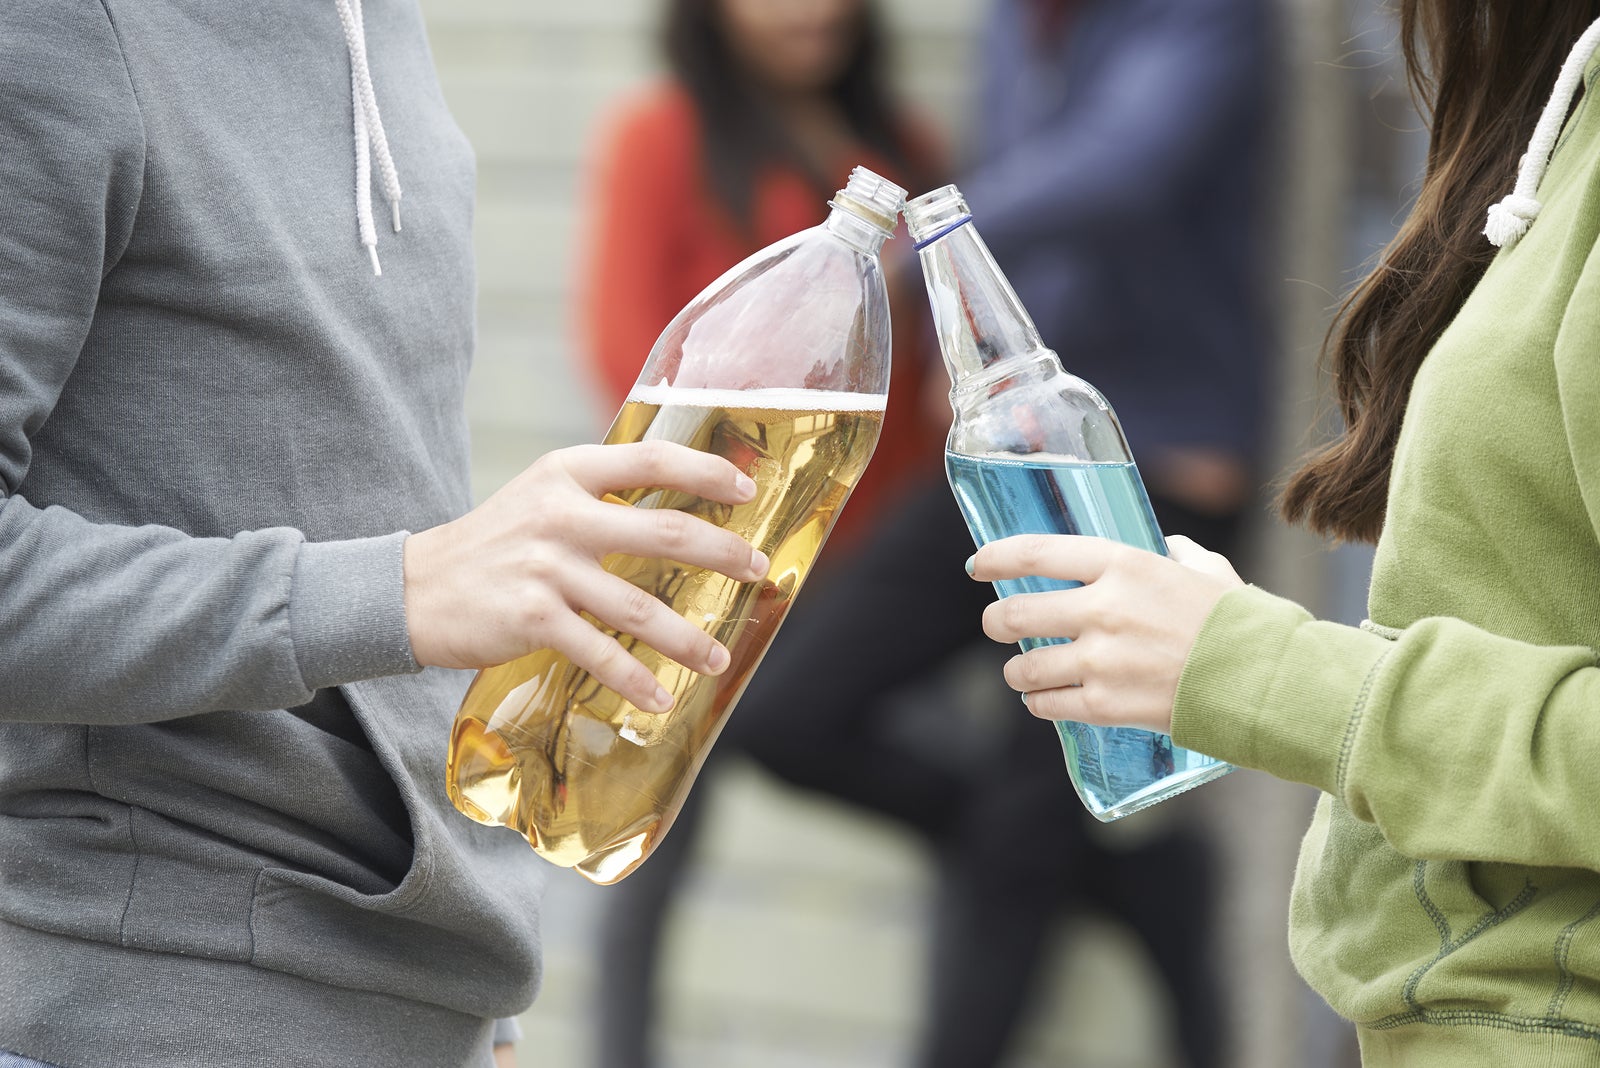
[962,0,1278,460]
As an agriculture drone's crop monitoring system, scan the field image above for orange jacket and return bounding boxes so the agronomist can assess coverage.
[577,84,943,548]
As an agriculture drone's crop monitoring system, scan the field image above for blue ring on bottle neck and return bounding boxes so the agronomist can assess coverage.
[911,214,974,251]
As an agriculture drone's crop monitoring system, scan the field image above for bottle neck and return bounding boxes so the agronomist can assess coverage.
[824,196,892,255]
[914,218,1049,382]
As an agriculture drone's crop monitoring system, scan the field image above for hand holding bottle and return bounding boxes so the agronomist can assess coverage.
[443,167,905,884]
[970,534,1244,733]
[403,440,770,711]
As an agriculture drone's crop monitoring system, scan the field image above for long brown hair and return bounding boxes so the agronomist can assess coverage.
[1281,1,1600,543]
[664,0,926,234]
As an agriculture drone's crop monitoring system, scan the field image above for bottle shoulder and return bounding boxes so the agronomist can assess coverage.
[948,358,1131,464]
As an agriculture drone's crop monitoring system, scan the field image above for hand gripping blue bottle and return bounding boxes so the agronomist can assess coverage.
[905,184,1233,820]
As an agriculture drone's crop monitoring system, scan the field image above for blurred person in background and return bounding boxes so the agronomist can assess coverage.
[577,2,950,1063]
[577,0,1275,1066]
[967,3,1600,1065]
[756,0,1278,1064]
[905,2,1278,1063]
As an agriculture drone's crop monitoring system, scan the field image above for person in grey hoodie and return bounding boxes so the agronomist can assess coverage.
[0,2,769,1066]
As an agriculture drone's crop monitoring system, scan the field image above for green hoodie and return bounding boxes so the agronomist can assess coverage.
[1172,47,1600,1068]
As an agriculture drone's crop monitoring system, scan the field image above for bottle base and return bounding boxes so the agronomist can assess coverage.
[1083,759,1237,822]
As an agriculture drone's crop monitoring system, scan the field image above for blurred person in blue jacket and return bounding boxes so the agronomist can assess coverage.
[888,3,1279,1059]
[960,0,1275,552]
[734,2,1279,1066]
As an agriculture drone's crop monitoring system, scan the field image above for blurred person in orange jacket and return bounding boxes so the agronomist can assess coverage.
[576,3,953,1065]
[580,0,943,552]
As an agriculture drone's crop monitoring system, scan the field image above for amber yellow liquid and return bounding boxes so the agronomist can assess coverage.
[446,386,885,884]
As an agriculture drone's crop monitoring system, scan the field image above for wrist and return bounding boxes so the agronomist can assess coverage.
[292,532,420,687]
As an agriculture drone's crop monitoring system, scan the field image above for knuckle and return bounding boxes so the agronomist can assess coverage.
[638,439,677,481]
[653,508,692,551]
[523,547,563,584]
[534,503,574,541]
[543,444,592,485]
[591,636,632,677]
[999,595,1030,635]
[724,534,754,571]
[516,590,559,633]
[1012,653,1045,690]
[1015,535,1051,573]
[621,584,658,629]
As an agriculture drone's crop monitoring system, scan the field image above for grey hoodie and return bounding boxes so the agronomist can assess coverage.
[0,2,545,1065]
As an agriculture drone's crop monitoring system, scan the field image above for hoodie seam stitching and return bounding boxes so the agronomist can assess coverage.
[1334,647,1391,797]
[92,0,150,269]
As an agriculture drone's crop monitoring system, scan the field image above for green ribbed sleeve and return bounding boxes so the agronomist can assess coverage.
[1174,585,1600,871]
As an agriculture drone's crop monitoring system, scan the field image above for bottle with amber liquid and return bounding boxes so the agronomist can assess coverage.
[447,167,905,884]
[905,184,1234,821]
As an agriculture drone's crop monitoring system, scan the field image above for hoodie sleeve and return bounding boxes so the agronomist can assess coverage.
[1169,195,1600,875]
[0,2,419,725]
[1171,587,1600,873]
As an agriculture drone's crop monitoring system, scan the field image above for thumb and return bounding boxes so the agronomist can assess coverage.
[1165,534,1240,580]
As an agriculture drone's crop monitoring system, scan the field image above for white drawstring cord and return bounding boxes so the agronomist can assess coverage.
[334,0,403,274]
[1485,16,1600,248]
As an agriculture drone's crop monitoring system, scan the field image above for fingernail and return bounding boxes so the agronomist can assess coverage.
[964,554,976,576]
[708,644,730,674]
[750,549,770,576]
[735,473,757,498]
[653,686,674,712]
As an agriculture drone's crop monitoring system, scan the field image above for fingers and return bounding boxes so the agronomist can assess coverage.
[589,500,769,583]
[1164,534,1209,563]
[1165,534,1244,582]
[982,587,1086,645]
[1001,647,1122,726]
[564,441,757,506]
[548,613,678,714]
[1021,686,1103,724]
[969,534,1123,585]
[579,569,733,679]
[1002,641,1079,695]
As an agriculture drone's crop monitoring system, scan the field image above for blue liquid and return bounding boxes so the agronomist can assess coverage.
[946,451,1232,820]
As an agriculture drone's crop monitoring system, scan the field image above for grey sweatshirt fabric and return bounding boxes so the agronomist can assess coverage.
[0,2,546,1065]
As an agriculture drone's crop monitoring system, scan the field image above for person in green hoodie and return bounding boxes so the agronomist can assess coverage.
[966,2,1600,1065]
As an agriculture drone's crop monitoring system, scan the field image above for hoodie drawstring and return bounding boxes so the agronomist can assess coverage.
[1485,17,1600,249]
[335,0,403,275]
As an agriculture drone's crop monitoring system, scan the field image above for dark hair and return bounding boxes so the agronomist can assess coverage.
[1281,1,1600,543]
[664,0,926,233]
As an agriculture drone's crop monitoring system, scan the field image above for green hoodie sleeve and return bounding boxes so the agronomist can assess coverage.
[1172,588,1600,871]
[1171,158,1600,876]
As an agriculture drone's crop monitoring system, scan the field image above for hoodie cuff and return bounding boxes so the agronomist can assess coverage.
[1171,584,1390,795]
[289,531,421,691]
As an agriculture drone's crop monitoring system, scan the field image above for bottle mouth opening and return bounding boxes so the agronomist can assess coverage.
[904,185,971,243]
[833,165,907,234]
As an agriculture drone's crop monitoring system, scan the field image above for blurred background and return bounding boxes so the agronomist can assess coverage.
[413,0,1423,1065]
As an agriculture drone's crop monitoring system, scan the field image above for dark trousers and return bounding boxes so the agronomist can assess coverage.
[594,476,1238,1068]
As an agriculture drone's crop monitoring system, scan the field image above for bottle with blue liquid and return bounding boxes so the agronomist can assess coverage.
[904,184,1233,820]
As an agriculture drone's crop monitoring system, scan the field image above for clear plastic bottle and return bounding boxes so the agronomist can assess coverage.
[904,183,1233,821]
[447,167,905,884]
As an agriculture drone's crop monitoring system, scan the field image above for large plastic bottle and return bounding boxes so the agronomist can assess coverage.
[904,184,1233,821]
[447,167,905,884]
